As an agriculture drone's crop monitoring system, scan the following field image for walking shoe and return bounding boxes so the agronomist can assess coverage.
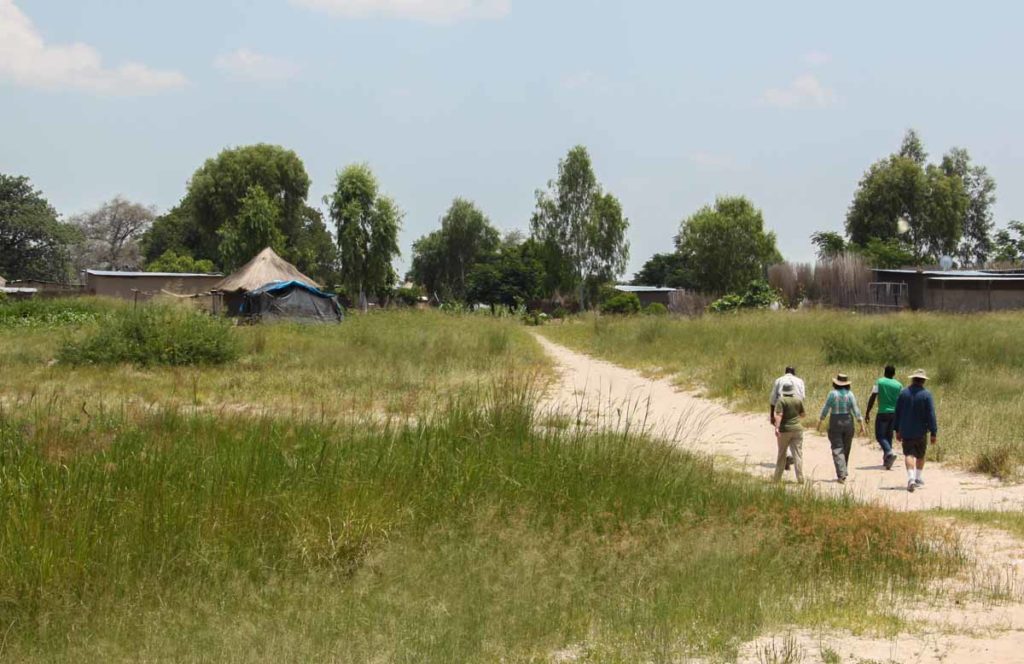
[785,456,794,471]
[837,477,846,485]
[915,478,925,488]
[908,480,916,493]
[884,454,897,470]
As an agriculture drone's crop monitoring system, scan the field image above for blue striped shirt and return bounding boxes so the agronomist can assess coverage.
[820,389,863,420]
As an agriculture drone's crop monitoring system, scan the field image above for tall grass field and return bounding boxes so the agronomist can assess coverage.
[0,300,546,418]
[0,383,958,661]
[541,310,1024,478]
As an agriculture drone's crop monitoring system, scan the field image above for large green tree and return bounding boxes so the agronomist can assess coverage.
[0,174,79,282]
[845,130,972,263]
[408,198,500,301]
[466,241,544,310]
[530,146,629,306]
[632,252,692,288]
[941,147,997,266]
[217,185,286,271]
[675,196,781,295]
[140,144,336,278]
[325,164,401,310]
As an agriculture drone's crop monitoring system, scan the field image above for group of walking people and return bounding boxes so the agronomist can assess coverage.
[768,364,939,493]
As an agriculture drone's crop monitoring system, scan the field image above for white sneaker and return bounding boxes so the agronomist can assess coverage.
[908,480,916,493]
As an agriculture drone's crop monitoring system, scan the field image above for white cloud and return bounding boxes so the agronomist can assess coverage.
[761,74,836,109]
[215,49,299,82]
[290,0,510,23]
[803,50,832,66]
[0,0,186,95]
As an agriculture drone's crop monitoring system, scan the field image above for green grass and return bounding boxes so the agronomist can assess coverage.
[0,380,959,662]
[540,311,1024,477]
[0,304,546,418]
[934,509,1024,539]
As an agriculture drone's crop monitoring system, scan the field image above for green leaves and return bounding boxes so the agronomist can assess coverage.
[530,146,629,305]
[0,174,78,282]
[326,164,402,308]
[675,196,780,295]
[217,185,286,272]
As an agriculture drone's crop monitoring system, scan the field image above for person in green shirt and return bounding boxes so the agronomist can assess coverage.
[864,365,902,471]
[772,381,806,483]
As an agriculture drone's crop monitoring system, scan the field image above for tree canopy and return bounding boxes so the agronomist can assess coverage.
[326,164,402,309]
[139,144,336,279]
[842,130,991,265]
[675,196,781,295]
[530,146,629,305]
[632,252,692,289]
[71,196,154,271]
[0,174,78,282]
[145,250,216,274]
[409,198,500,301]
[217,185,286,272]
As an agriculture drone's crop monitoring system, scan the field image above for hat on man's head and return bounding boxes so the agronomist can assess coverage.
[780,381,796,395]
[909,368,929,381]
[833,372,851,387]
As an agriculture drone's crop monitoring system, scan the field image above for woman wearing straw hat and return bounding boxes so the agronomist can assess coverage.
[816,372,866,484]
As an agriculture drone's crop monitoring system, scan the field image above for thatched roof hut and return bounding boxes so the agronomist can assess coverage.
[213,247,320,293]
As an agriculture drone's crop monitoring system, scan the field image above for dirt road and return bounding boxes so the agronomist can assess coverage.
[535,333,1024,663]
[535,333,1024,513]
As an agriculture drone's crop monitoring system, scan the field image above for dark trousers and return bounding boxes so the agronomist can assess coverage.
[874,413,896,457]
[827,414,854,479]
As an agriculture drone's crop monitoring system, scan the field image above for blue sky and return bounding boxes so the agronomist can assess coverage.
[2,0,1022,276]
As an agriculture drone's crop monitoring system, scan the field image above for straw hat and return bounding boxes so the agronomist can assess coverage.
[909,368,929,381]
[833,372,851,387]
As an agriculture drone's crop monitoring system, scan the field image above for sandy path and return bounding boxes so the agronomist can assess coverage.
[534,333,1024,513]
[535,333,1024,663]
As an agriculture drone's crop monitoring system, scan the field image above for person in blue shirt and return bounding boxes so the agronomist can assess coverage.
[894,368,939,493]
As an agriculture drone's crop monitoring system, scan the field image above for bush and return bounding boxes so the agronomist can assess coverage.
[644,302,669,316]
[602,292,641,315]
[709,279,779,313]
[59,304,240,367]
[822,326,933,365]
[395,286,424,307]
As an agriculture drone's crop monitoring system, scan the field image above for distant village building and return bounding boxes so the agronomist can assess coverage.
[83,269,222,301]
[613,285,676,308]
[872,268,1024,312]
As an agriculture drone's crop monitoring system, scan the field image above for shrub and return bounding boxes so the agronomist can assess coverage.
[550,306,569,320]
[602,292,641,315]
[822,326,933,365]
[59,304,240,367]
[709,279,779,313]
[644,302,669,316]
[395,286,423,307]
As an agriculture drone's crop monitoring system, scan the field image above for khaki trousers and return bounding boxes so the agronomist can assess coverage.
[774,430,804,482]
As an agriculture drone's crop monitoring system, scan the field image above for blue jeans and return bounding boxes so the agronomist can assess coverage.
[875,413,896,457]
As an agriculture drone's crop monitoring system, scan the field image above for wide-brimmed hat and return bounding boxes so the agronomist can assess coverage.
[780,381,796,395]
[909,368,929,380]
[833,373,851,387]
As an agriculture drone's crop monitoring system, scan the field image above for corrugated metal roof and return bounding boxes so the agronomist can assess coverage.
[615,285,676,293]
[1,287,38,294]
[927,276,1024,282]
[874,269,1024,278]
[85,270,222,278]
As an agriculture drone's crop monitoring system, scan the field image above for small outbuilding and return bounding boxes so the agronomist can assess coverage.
[614,285,676,307]
[872,268,1024,312]
[84,270,221,301]
[213,247,342,322]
